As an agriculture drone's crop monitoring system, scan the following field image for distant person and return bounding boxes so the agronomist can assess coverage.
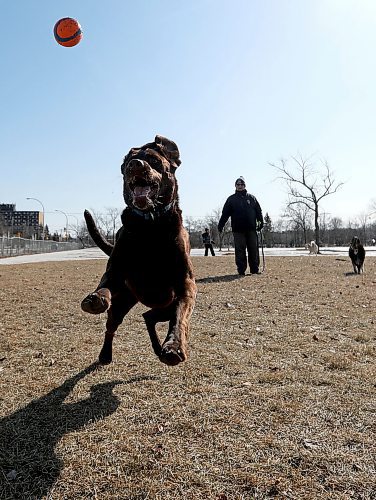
[372,238,376,246]
[218,176,263,275]
[202,228,215,256]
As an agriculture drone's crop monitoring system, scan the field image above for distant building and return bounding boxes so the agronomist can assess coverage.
[0,203,43,236]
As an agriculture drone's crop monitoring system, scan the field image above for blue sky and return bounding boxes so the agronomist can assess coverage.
[1,0,376,233]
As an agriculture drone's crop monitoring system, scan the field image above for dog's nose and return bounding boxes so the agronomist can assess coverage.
[127,159,151,176]
[128,159,144,168]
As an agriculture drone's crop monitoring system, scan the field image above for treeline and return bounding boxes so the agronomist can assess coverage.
[185,212,376,249]
[3,205,376,249]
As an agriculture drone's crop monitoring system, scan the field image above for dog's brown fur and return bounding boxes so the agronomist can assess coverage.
[81,136,196,366]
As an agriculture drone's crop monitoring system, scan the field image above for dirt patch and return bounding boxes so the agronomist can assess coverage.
[1,256,375,499]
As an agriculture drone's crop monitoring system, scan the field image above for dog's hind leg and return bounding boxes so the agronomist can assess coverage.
[158,281,196,366]
[143,308,172,358]
[99,289,137,365]
[143,289,196,367]
[143,304,184,366]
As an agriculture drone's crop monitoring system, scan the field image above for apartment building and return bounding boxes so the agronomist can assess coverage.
[0,203,43,236]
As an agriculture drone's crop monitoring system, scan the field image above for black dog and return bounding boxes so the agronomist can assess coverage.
[349,236,365,274]
[81,135,197,367]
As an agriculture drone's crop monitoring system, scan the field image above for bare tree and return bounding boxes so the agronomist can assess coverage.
[328,216,343,246]
[356,212,369,243]
[104,207,122,244]
[283,203,312,245]
[204,208,221,249]
[65,218,87,247]
[184,216,205,248]
[271,154,344,251]
[206,207,233,251]
[367,205,376,245]
[355,210,376,245]
[89,207,122,244]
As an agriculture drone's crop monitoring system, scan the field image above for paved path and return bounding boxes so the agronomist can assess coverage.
[1,246,375,265]
[0,247,107,265]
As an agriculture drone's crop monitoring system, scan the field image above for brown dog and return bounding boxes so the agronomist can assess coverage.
[81,135,196,366]
[349,236,366,274]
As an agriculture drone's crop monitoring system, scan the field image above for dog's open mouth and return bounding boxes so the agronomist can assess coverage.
[129,178,159,210]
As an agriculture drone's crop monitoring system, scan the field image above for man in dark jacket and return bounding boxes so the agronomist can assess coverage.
[218,176,263,275]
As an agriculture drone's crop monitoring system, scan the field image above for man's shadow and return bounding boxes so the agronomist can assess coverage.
[0,362,137,499]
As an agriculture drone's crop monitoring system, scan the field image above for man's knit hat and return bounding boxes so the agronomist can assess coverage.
[235,176,246,186]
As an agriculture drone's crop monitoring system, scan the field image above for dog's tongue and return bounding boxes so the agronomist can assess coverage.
[133,186,151,208]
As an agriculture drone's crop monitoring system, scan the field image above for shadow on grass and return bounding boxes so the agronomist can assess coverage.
[196,274,244,284]
[0,363,152,498]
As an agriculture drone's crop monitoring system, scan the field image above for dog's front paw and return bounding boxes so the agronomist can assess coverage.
[160,343,186,366]
[81,288,111,314]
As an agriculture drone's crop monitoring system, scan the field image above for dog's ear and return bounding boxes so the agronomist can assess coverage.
[155,135,181,167]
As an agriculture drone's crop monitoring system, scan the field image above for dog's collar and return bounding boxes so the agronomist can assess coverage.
[130,201,174,220]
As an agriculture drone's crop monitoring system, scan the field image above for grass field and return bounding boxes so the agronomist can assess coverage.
[1,255,375,499]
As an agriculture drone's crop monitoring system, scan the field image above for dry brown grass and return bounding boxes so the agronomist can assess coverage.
[1,255,376,499]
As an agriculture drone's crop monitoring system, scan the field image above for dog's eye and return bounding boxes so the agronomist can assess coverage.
[147,157,164,171]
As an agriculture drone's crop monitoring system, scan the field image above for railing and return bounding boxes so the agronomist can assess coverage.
[0,236,83,257]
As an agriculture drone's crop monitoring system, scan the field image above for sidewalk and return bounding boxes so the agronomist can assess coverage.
[1,246,375,265]
[0,247,107,265]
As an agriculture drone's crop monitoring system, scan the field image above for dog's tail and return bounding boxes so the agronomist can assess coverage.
[84,210,113,256]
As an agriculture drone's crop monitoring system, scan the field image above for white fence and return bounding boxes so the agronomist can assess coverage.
[0,236,83,257]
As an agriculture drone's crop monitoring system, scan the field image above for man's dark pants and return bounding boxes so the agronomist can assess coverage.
[204,243,215,256]
[233,231,259,274]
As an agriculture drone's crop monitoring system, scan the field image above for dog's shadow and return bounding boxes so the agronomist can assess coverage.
[0,363,155,499]
[196,274,244,284]
[335,258,361,276]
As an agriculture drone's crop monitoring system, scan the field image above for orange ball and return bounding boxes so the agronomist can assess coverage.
[54,17,83,47]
